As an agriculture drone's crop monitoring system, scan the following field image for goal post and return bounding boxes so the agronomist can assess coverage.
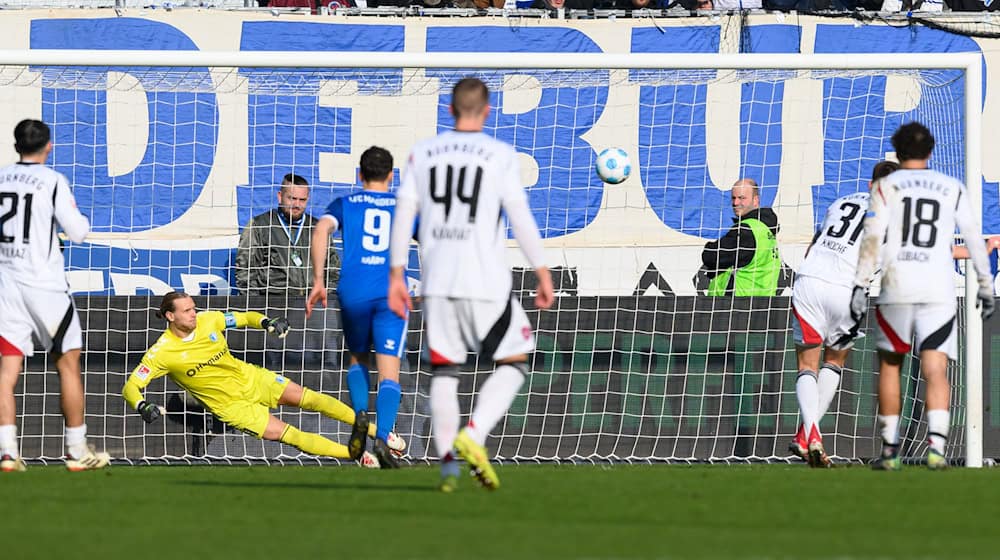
[0,49,985,466]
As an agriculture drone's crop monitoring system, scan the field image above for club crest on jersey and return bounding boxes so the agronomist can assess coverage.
[209,332,218,342]
[522,326,532,340]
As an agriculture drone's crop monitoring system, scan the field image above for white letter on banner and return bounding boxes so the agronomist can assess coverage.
[110,273,173,296]
[180,274,232,295]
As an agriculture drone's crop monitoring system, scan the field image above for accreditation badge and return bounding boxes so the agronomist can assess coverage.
[290,251,303,267]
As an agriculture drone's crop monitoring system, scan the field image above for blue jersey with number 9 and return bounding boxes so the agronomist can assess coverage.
[324,190,399,304]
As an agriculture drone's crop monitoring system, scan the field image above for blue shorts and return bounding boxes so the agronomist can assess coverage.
[340,297,408,358]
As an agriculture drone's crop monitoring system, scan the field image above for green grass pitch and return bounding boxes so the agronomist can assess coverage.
[4,463,1000,559]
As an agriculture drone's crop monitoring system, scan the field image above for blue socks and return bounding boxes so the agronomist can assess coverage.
[347,364,401,441]
[346,363,370,413]
[375,379,401,442]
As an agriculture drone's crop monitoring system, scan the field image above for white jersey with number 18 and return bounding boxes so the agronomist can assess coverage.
[0,162,89,291]
[859,168,989,305]
[397,130,525,301]
[797,191,870,288]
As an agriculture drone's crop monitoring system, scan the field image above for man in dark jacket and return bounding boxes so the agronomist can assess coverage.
[236,174,339,297]
[235,174,342,371]
[701,178,781,296]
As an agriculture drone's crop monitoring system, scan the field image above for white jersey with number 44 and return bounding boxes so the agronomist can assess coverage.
[0,162,89,291]
[858,168,989,305]
[397,130,525,301]
[797,191,870,288]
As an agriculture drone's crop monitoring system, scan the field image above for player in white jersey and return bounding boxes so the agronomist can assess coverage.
[852,122,995,471]
[0,119,110,472]
[789,160,899,467]
[388,78,554,491]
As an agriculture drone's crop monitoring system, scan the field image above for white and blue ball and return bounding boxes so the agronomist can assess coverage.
[595,147,632,185]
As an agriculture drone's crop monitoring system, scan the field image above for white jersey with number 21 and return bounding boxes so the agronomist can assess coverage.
[0,162,89,291]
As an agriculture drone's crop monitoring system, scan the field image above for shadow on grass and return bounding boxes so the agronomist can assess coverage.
[174,480,438,492]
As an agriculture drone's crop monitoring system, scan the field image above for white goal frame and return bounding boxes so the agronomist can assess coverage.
[0,49,984,467]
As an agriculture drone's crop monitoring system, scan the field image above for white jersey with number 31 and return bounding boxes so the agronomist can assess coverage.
[797,191,870,288]
[0,162,89,291]
[397,130,525,301]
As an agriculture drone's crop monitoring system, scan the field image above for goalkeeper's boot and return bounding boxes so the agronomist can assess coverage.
[373,438,400,469]
[385,431,406,458]
[1,454,26,472]
[454,428,499,491]
[926,449,949,471]
[807,425,832,468]
[65,444,110,472]
[348,411,369,461]
[358,451,380,469]
[788,424,809,463]
[871,444,901,471]
[439,474,459,493]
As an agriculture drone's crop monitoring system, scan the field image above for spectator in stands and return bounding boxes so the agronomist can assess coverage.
[615,0,654,9]
[700,178,782,296]
[532,0,597,10]
[236,173,342,370]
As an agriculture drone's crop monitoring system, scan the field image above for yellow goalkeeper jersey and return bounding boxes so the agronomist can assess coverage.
[122,310,269,413]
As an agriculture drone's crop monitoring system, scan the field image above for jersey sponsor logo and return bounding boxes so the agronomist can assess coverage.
[185,348,227,377]
[135,364,151,381]
[223,312,237,328]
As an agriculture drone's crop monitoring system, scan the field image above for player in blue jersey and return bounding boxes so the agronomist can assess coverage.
[307,146,409,469]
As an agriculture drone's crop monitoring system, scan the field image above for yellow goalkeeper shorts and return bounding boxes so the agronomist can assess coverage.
[214,365,290,438]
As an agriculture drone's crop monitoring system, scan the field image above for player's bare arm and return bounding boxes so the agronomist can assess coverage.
[306,216,336,317]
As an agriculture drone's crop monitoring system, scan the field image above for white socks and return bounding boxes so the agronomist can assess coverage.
[429,377,460,462]
[795,371,819,436]
[0,424,17,458]
[65,424,88,459]
[816,363,842,418]
[878,414,900,446]
[466,365,525,446]
[927,409,949,455]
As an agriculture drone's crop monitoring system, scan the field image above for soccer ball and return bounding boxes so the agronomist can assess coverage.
[595,147,632,185]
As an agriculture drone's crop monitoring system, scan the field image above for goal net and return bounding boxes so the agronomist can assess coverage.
[2,51,986,466]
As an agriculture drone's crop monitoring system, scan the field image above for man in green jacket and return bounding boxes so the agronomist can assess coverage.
[701,178,781,296]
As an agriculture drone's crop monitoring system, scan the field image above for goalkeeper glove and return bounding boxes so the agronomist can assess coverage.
[978,280,996,320]
[850,285,869,324]
[262,316,290,339]
[137,401,162,424]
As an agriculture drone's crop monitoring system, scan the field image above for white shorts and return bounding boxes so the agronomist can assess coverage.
[874,303,957,361]
[423,296,534,365]
[791,276,858,350]
[0,275,82,357]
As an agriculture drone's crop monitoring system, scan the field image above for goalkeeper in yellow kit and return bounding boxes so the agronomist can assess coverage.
[122,292,403,464]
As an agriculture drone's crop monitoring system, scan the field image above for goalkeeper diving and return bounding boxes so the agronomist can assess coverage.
[122,292,403,465]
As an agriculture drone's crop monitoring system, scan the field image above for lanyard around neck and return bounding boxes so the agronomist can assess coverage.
[276,211,305,246]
